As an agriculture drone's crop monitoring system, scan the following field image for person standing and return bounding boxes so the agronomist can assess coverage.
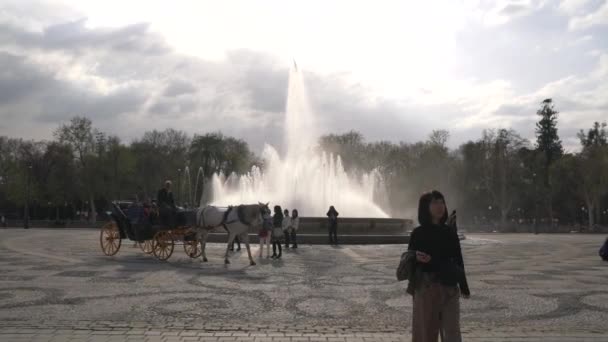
[230,235,241,252]
[271,206,284,259]
[290,209,299,248]
[259,209,273,258]
[326,206,339,245]
[157,180,176,226]
[407,190,470,342]
[283,209,292,249]
[600,237,608,261]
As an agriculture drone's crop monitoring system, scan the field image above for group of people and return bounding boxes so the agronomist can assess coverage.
[256,206,300,259]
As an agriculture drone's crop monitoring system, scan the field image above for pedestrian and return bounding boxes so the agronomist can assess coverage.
[229,235,241,252]
[258,209,272,258]
[326,205,339,245]
[290,209,299,248]
[283,209,292,249]
[407,190,470,342]
[599,237,608,261]
[271,206,284,259]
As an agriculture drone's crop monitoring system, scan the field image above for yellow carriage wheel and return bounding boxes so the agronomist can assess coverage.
[152,231,174,261]
[100,222,121,256]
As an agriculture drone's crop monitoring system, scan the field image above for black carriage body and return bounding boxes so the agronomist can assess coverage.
[110,202,197,242]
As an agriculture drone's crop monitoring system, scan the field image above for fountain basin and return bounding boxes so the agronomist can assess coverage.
[204,217,413,245]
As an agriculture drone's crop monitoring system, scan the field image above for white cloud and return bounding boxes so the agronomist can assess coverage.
[479,0,543,26]
[568,1,608,30]
[0,0,606,152]
[558,0,592,15]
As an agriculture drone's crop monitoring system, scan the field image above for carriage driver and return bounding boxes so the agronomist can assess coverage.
[157,180,177,226]
[157,180,176,210]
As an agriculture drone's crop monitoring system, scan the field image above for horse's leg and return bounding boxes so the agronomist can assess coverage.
[199,229,209,262]
[224,229,236,264]
[258,233,263,258]
[243,231,256,266]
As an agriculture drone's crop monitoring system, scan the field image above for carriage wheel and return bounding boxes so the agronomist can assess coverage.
[139,240,154,254]
[183,240,202,258]
[100,222,121,256]
[152,231,174,261]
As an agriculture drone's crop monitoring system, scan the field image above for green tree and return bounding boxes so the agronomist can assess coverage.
[576,121,608,229]
[535,99,563,227]
[54,117,99,221]
[189,132,255,204]
[131,129,189,202]
[44,142,76,220]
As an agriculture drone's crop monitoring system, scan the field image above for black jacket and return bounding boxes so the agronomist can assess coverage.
[407,224,470,296]
[273,212,284,228]
[157,188,175,209]
[326,208,339,223]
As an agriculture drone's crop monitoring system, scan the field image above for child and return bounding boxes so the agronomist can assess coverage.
[283,209,292,249]
[290,209,299,248]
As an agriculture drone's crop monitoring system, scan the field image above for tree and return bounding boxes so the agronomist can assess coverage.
[0,137,22,208]
[578,121,607,148]
[131,129,189,201]
[576,121,608,229]
[535,99,563,227]
[189,132,255,204]
[318,131,366,172]
[460,129,528,229]
[44,142,76,220]
[54,117,99,221]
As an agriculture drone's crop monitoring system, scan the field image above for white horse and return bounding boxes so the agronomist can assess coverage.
[195,202,268,265]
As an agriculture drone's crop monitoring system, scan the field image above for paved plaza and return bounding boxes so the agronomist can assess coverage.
[0,229,606,341]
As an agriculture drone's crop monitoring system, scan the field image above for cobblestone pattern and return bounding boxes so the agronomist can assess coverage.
[0,229,607,341]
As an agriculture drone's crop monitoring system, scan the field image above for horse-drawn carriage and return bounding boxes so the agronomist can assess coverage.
[100,201,269,265]
[99,201,201,261]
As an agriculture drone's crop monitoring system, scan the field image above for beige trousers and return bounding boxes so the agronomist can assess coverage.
[411,274,461,342]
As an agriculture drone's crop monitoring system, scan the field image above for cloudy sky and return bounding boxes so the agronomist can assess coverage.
[0,0,606,152]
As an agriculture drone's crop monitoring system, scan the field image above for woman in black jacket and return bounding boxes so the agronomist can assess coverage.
[407,190,469,342]
[326,205,339,245]
[271,205,284,259]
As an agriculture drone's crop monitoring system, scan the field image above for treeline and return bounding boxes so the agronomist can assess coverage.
[1,99,607,229]
[321,99,608,230]
[0,117,258,222]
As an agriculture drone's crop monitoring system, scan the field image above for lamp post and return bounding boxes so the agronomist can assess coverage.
[24,165,32,229]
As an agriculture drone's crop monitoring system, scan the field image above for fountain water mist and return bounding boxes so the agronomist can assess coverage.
[194,167,204,205]
[183,167,192,207]
[209,64,388,217]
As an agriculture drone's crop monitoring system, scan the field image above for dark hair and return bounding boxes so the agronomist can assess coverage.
[292,209,298,219]
[418,190,448,226]
[284,209,289,214]
[274,205,282,215]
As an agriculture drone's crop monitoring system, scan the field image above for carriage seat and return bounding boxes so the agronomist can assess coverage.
[179,209,198,227]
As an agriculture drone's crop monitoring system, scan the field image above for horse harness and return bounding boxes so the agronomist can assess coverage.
[199,205,256,230]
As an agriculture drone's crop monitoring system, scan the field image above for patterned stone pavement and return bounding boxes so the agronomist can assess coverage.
[0,228,606,341]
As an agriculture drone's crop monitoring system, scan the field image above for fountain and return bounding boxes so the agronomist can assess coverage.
[207,61,389,218]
